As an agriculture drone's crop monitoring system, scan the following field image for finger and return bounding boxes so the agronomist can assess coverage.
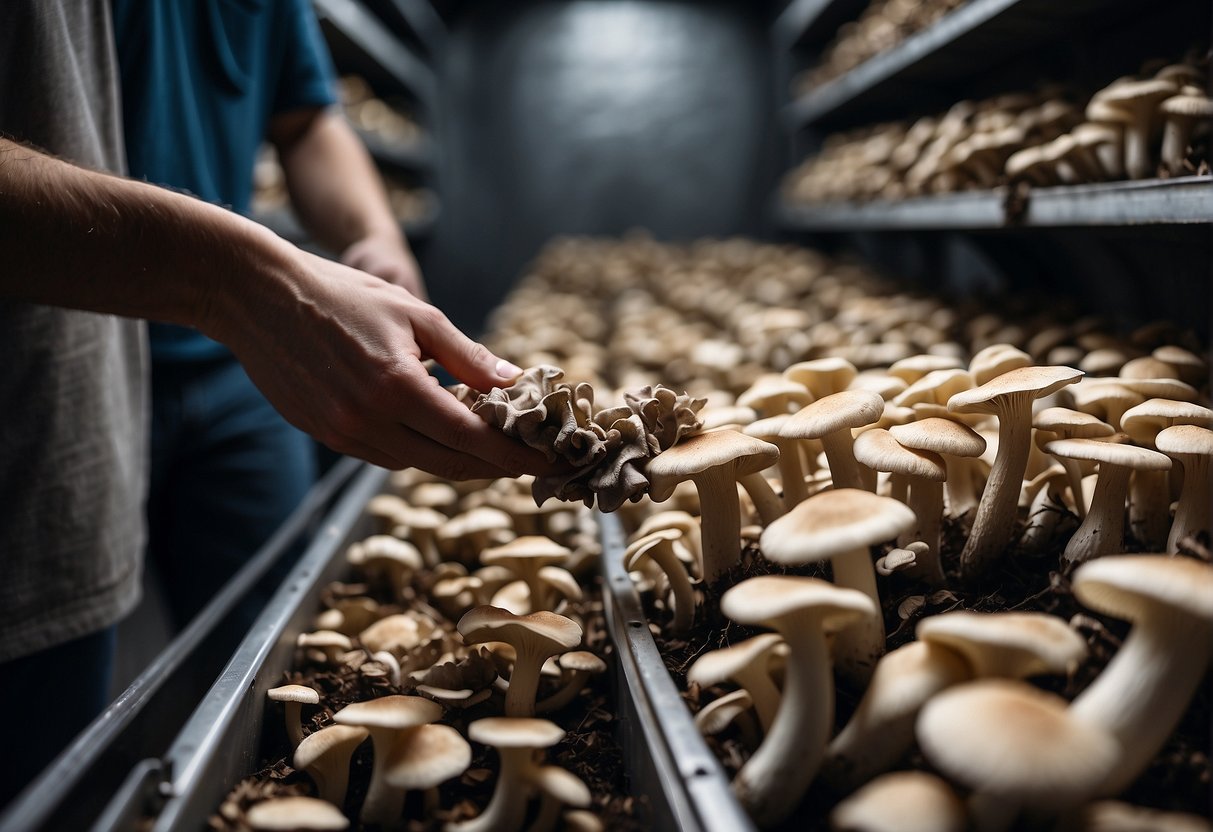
[409,305,521,393]
[392,367,560,477]
[358,419,518,481]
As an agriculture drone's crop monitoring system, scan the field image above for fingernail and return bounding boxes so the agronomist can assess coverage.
[495,359,523,380]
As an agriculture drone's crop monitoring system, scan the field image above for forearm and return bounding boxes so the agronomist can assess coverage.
[274,109,404,253]
[0,137,290,335]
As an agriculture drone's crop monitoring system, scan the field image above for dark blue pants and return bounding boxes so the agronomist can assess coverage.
[148,356,317,630]
[0,626,116,809]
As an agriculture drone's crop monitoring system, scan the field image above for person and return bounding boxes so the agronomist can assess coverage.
[0,0,547,808]
[111,0,426,628]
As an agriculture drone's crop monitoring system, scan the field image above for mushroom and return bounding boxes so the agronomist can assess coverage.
[480,536,572,613]
[1092,78,1177,179]
[823,640,970,792]
[457,606,582,717]
[917,679,1119,832]
[1042,438,1170,567]
[744,414,810,509]
[391,504,448,567]
[297,631,353,665]
[293,725,369,807]
[526,766,592,832]
[687,633,785,733]
[352,535,423,599]
[332,695,443,827]
[916,610,1087,679]
[969,344,1032,387]
[535,650,607,714]
[720,576,878,827]
[645,429,781,582]
[1159,86,1213,175]
[437,507,515,564]
[947,365,1084,579]
[383,723,472,817]
[760,488,915,683]
[246,796,350,831]
[783,357,857,400]
[267,684,320,750]
[736,374,813,417]
[780,390,885,491]
[829,771,966,832]
[1069,555,1213,795]
[694,688,761,748]
[634,510,703,576]
[1034,406,1115,520]
[446,717,565,832]
[1155,425,1213,552]
[890,416,987,526]
[623,529,697,635]
[1121,399,1212,549]
[852,428,948,583]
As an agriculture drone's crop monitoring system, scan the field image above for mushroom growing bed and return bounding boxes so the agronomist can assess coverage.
[480,236,1213,831]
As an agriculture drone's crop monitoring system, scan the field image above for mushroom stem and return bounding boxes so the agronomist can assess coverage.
[831,548,885,686]
[944,456,981,522]
[505,650,546,718]
[362,726,408,827]
[284,702,305,750]
[1062,465,1131,568]
[960,396,1033,581]
[904,480,945,585]
[1123,121,1154,180]
[739,472,786,526]
[821,431,865,491]
[1168,456,1210,553]
[1071,607,1212,795]
[773,441,808,509]
[448,747,532,832]
[1129,469,1170,549]
[695,468,745,583]
[1060,458,1088,519]
[734,625,831,827]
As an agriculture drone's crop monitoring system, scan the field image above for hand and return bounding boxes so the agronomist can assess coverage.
[209,239,549,480]
[341,234,427,300]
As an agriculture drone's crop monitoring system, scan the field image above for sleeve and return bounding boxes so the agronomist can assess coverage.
[271,0,339,114]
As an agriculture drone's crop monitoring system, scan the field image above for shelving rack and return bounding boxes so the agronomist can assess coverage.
[772,0,1211,333]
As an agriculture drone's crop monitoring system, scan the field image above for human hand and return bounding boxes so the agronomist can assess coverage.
[341,234,427,300]
[207,238,551,480]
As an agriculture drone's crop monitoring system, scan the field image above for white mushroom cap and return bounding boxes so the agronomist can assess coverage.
[890,417,987,458]
[917,611,1087,678]
[246,796,350,831]
[761,488,916,564]
[383,723,471,790]
[969,344,1032,387]
[829,770,966,832]
[468,716,565,749]
[917,680,1119,817]
[687,633,784,732]
[293,724,369,806]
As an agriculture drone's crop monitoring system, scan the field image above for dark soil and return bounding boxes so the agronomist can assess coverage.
[209,572,643,832]
[638,513,1213,831]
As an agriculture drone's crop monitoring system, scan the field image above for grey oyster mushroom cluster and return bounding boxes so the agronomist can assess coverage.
[456,364,706,512]
[784,53,1210,204]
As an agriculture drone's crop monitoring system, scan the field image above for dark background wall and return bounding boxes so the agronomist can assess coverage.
[422,0,782,336]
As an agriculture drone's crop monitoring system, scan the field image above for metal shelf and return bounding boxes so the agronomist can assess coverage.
[782,0,1168,129]
[775,176,1213,230]
[773,0,870,50]
[314,0,437,106]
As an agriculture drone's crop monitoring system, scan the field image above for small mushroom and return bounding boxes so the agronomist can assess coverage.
[1158,86,1213,175]
[1155,425,1213,552]
[446,717,565,832]
[781,390,885,491]
[383,723,472,816]
[525,765,592,832]
[687,633,785,733]
[246,796,350,831]
[624,529,697,635]
[645,429,781,582]
[829,770,966,832]
[457,606,582,717]
[917,679,1119,832]
[1069,555,1213,795]
[293,724,369,807]
[480,536,572,613]
[760,489,916,684]
[1093,78,1178,179]
[721,576,878,827]
[267,684,320,749]
[333,695,443,827]
[948,365,1084,579]
[535,650,607,714]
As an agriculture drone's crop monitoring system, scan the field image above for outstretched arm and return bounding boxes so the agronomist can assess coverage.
[0,138,542,479]
[270,107,425,298]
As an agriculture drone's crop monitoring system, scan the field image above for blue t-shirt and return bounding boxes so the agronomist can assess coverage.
[113,0,338,362]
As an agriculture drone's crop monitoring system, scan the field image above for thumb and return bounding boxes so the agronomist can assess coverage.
[413,306,522,393]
